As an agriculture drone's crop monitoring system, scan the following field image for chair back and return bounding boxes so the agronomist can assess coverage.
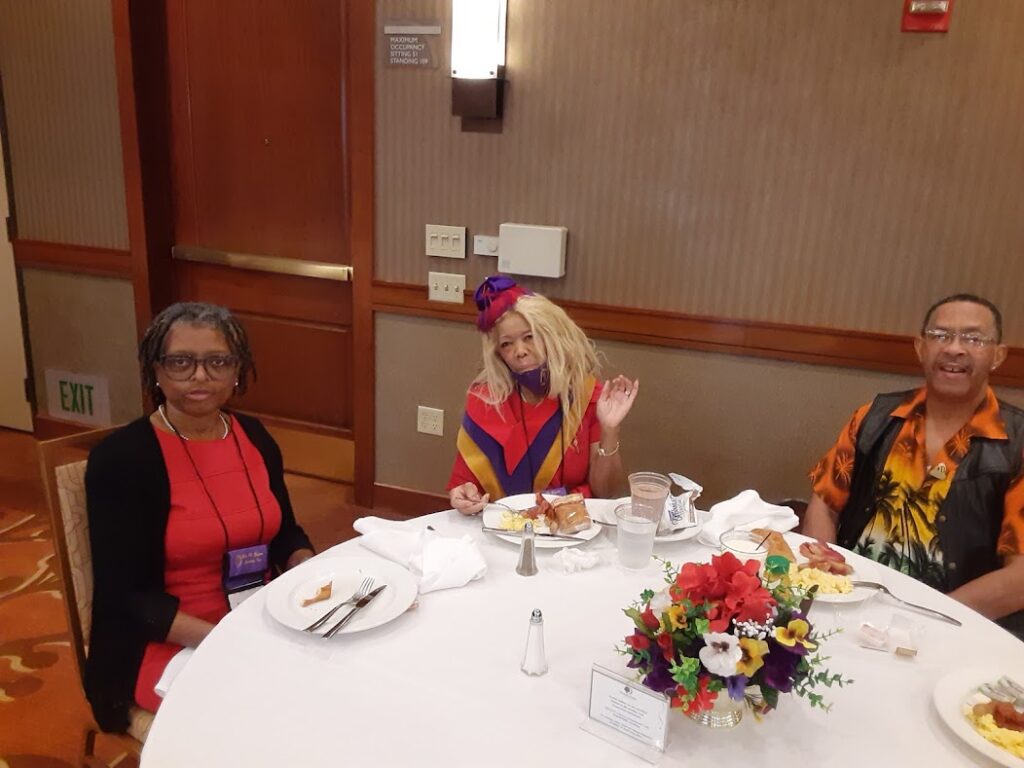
[38,426,119,682]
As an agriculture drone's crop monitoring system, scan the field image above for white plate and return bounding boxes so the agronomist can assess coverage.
[934,667,1024,767]
[264,554,418,635]
[793,544,881,604]
[597,496,702,543]
[482,493,603,549]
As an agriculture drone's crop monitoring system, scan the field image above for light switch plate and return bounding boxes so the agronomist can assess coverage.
[425,224,467,259]
[427,271,466,303]
[473,234,499,256]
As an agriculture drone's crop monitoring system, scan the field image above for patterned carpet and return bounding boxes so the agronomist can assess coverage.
[0,503,139,767]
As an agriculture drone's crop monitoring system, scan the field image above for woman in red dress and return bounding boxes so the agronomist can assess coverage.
[85,303,314,732]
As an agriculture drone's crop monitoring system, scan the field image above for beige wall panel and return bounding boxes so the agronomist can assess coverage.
[376,0,1024,344]
[22,269,142,424]
[0,0,129,248]
[375,312,1024,505]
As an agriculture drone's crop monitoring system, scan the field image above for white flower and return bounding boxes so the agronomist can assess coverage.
[699,632,743,677]
[649,588,672,615]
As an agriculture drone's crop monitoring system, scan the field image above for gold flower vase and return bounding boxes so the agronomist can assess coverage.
[686,692,744,728]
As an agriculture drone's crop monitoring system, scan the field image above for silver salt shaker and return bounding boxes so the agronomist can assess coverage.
[515,521,538,576]
[521,608,548,676]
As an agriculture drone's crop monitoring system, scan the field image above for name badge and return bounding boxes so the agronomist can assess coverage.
[581,664,668,760]
[223,544,269,611]
[546,486,567,496]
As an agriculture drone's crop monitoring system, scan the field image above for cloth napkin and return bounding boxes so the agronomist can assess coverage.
[353,516,487,593]
[700,490,799,545]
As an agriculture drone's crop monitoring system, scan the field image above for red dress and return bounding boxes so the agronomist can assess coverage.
[134,419,282,712]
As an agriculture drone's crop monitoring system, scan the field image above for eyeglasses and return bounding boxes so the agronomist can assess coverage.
[922,329,997,349]
[158,354,239,381]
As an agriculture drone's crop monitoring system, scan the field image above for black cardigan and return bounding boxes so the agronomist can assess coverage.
[83,413,312,732]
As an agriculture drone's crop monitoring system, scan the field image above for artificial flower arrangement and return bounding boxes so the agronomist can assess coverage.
[620,552,851,719]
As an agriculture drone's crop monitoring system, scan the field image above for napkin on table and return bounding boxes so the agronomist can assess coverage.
[701,490,799,544]
[353,516,486,593]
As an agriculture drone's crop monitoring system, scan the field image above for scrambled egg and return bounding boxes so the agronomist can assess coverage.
[965,709,1024,758]
[499,511,549,532]
[788,565,853,595]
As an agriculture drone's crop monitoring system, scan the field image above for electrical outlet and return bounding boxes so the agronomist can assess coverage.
[417,405,444,436]
[427,271,466,303]
[425,224,467,258]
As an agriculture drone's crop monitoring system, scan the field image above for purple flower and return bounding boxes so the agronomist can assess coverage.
[642,651,677,696]
[760,641,801,692]
[726,675,749,702]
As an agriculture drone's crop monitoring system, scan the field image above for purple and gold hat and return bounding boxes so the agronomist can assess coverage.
[474,275,531,332]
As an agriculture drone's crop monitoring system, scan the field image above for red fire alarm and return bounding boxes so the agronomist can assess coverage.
[902,0,953,33]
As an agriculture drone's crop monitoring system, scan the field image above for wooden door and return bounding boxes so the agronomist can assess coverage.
[164,0,353,481]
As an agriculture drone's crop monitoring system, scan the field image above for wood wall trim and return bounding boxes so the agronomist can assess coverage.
[233,410,353,440]
[371,281,1024,387]
[372,483,448,518]
[113,0,176,339]
[33,414,92,441]
[348,0,375,507]
[12,239,132,279]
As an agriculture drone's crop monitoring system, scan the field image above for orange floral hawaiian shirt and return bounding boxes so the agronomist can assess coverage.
[810,387,1024,587]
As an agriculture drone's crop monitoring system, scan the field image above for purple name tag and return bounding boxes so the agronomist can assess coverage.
[225,544,269,578]
[546,486,568,496]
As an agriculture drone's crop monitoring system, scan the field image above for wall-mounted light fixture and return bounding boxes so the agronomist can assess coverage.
[451,0,507,121]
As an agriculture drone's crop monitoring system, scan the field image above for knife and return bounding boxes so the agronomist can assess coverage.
[481,525,587,542]
[323,584,387,638]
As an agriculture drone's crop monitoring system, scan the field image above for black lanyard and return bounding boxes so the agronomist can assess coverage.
[516,387,565,492]
[162,411,267,551]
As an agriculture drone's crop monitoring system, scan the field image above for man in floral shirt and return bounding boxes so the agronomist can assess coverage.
[803,295,1024,631]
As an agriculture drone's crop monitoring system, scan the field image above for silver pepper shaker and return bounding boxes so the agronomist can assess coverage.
[516,521,538,576]
[521,608,548,676]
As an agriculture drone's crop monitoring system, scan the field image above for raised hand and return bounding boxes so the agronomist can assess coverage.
[596,376,639,431]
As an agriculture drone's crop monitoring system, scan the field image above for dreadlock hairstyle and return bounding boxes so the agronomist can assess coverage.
[139,302,256,406]
[474,293,601,444]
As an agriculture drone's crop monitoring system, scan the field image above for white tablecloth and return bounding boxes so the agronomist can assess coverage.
[141,510,1024,767]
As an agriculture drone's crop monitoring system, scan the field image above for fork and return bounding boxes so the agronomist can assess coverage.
[850,580,962,626]
[303,577,374,632]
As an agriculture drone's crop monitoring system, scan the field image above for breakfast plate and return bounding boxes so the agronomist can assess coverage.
[265,554,418,635]
[482,493,604,549]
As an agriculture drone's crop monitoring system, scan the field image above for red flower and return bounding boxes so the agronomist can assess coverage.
[640,607,660,630]
[656,632,675,663]
[676,552,776,632]
[625,632,650,651]
[671,676,717,714]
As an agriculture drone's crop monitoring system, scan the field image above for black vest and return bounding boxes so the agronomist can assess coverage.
[837,390,1024,594]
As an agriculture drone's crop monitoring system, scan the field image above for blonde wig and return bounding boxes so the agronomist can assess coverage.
[473,294,600,442]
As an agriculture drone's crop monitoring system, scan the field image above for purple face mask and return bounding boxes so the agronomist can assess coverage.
[510,363,551,397]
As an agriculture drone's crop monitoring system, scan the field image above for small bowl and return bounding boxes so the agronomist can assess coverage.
[718,529,769,565]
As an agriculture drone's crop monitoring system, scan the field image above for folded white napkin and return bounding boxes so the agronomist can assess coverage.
[353,516,486,593]
[155,647,194,698]
[700,490,799,545]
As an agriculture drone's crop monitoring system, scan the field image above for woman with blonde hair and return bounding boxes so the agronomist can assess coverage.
[448,275,639,514]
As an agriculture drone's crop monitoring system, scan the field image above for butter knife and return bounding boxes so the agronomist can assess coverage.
[323,584,387,638]
[481,525,587,542]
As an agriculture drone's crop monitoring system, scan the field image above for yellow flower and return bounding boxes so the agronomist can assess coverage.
[664,605,688,632]
[774,619,817,651]
[736,637,769,676]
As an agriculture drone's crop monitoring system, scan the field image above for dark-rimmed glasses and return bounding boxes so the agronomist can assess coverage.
[922,329,997,349]
[158,354,239,381]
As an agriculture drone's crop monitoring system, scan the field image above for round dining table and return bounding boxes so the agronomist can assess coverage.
[140,508,1024,767]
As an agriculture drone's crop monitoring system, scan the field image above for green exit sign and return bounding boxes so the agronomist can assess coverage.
[44,369,110,426]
